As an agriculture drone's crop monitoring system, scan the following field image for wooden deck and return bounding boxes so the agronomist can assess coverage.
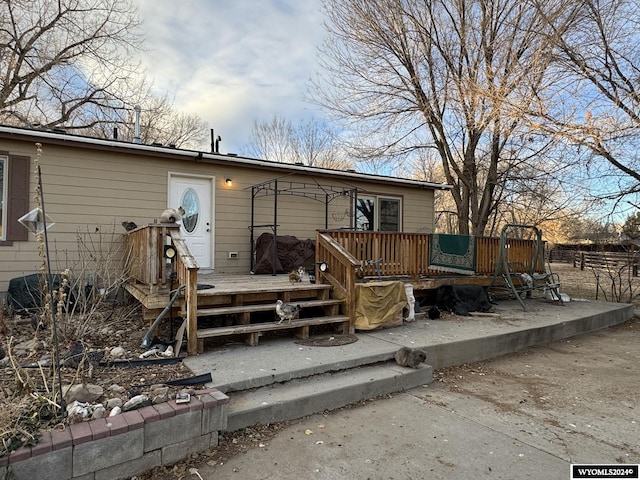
[126,273,334,307]
[125,272,351,352]
[124,226,542,355]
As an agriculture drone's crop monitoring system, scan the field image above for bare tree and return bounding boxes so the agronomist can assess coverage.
[92,93,210,149]
[404,140,589,237]
[245,116,297,162]
[244,115,352,170]
[0,0,143,130]
[530,0,640,204]
[314,0,576,235]
[294,118,351,169]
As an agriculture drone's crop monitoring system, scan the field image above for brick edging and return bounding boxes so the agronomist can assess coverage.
[3,387,229,479]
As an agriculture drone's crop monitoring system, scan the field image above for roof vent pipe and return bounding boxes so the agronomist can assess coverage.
[211,129,221,153]
[133,105,141,144]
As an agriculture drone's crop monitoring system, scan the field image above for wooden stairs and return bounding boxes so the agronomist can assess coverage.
[178,279,351,353]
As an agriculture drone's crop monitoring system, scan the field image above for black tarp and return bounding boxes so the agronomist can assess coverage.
[253,233,315,274]
[7,273,63,313]
[435,284,493,315]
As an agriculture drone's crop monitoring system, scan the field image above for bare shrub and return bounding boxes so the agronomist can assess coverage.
[53,222,140,343]
[589,249,640,304]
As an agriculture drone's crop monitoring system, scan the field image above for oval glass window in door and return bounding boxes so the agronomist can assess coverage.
[180,188,199,233]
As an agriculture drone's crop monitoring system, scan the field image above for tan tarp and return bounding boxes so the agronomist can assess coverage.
[355,280,408,330]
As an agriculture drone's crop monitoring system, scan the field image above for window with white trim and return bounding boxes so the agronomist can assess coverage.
[355,195,402,231]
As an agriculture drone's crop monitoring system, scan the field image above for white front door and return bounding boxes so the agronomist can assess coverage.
[168,174,214,269]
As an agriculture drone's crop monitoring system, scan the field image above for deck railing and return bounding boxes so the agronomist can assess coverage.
[124,224,200,354]
[123,223,181,293]
[316,230,543,317]
[321,230,543,278]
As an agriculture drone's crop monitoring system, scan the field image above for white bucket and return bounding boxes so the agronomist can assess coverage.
[404,284,416,322]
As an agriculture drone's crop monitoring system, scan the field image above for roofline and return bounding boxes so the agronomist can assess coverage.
[0,125,452,190]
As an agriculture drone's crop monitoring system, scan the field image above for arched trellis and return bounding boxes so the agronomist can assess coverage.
[247,174,359,274]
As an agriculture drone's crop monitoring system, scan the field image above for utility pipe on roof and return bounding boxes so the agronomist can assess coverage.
[133,105,141,144]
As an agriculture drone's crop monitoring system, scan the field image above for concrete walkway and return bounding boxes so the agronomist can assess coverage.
[174,298,636,479]
[184,298,634,394]
[186,309,640,480]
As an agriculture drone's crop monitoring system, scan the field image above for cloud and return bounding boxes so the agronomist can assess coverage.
[132,0,326,153]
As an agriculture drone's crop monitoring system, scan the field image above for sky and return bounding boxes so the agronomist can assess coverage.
[133,0,328,155]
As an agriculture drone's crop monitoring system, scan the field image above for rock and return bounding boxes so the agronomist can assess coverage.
[122,394,151,412]
[38,354,52,367]
[14,339,37,355]
[108,384,126,394]
[66,400,91,424]
[149,385,170,404]
[106,397,123,409]
[109,346,126,359]
[91,404,106,419]
[63,383,104,404]
[109,406,122,417]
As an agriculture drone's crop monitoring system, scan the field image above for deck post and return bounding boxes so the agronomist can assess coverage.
[186,268,198,354]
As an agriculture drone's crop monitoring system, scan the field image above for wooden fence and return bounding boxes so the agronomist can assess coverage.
[572,251,639,276]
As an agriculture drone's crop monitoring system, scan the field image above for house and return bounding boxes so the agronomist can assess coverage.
[0,125,449,297]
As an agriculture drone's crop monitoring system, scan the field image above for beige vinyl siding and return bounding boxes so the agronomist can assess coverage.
[0,137,436,291]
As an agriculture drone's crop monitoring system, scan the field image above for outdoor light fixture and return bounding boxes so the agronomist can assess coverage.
[225,178,233,187]
[318,261,329,273]
[164,244,177,260]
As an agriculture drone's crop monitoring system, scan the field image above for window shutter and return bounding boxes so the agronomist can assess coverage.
[6,154,30,241]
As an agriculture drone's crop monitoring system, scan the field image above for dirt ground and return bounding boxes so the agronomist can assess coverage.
[0,300,205,457]
[548,261,639,305]
[425,316,640,460]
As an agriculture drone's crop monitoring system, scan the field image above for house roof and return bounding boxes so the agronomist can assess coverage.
[0,125,452,191]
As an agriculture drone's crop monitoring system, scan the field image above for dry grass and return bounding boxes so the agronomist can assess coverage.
[547,261,640,306]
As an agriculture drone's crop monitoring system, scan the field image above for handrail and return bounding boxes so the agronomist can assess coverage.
[320,230,429,278]
[316,231,359,333]
[169,230,200,354]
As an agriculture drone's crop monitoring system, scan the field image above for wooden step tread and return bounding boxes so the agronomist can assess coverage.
[193,282,333,297]
[188,298,344,317]
[196,315,351,338]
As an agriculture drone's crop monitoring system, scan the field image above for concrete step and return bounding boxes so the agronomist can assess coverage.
[225,361,433,431]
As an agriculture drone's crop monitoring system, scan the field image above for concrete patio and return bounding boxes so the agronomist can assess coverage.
[184,297,635,431]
